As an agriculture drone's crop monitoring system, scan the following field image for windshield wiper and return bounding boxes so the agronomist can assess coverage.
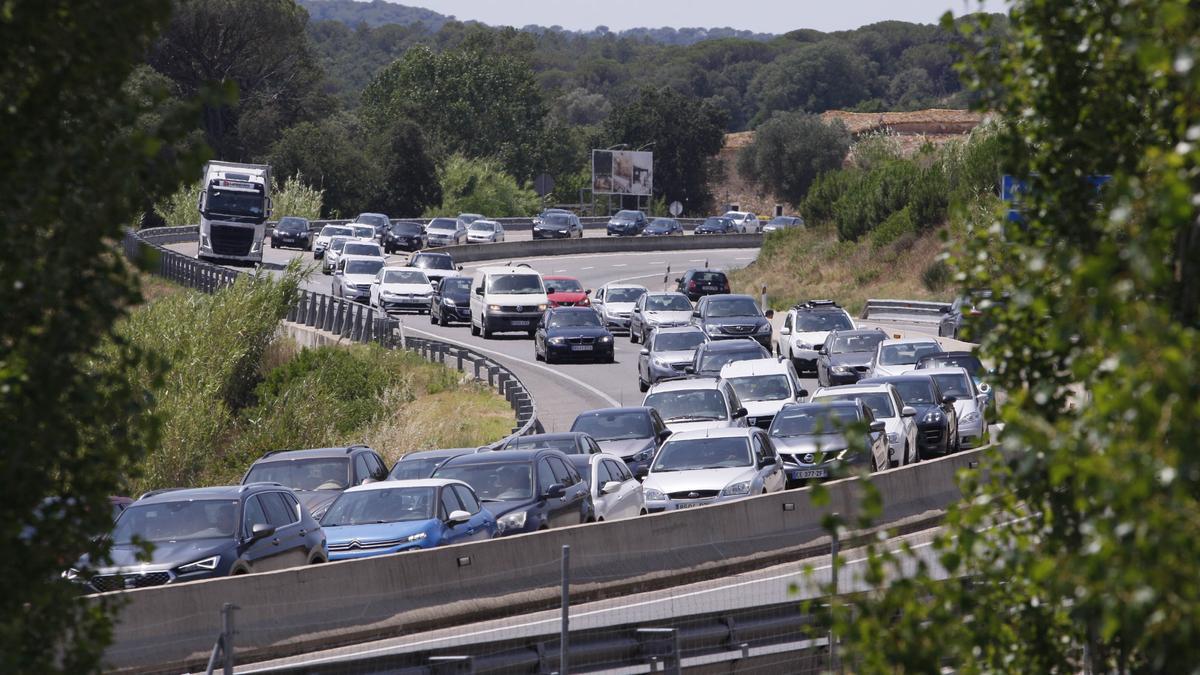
[480,498,505,503]
[667,415,721,422]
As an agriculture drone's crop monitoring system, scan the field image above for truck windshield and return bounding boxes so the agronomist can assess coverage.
[207,187,264,218]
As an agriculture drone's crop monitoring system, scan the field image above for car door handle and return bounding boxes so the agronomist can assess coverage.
[298,529,306,536]
[271,538,281,546]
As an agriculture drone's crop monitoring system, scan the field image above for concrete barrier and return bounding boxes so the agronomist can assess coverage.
[437,232,764,264]
[101,447,982,673]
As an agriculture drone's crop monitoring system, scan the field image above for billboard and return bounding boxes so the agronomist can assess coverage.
[592,149,653,196]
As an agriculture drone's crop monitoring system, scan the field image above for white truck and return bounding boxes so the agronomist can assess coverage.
[196,161,272,264]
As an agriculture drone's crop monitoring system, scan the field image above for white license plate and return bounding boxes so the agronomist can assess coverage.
[510,320,530,327]
[791,469,827,479]
[570,345,593,351]
[675,501,708,509]
[702,285,717,291]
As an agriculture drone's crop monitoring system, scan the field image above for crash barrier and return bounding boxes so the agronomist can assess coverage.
[861,298,952,325]
[434,231,764,264]
[99,445,982,673]
[264,216,725,234]
[125,228,541,439]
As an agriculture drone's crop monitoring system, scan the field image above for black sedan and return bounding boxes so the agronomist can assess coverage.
[534,307,615,364]
[694,217,738,235]
[643,218,683,236]
[383,221,426,253]
[430,275,472,326]
[271,217,312,250]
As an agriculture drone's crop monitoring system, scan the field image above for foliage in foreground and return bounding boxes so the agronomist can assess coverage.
[831,1,1200,672]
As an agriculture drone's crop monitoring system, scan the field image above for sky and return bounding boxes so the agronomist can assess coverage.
[393,0,1008,34]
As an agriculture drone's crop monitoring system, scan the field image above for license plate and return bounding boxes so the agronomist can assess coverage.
[675,501,707,509]
[510,320,530,327]
[790,469,827,480]
[570,345,593,351]
[702,285,717,291]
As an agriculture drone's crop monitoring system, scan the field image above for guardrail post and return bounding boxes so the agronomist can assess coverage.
[351,304,363,342]
[497,371,510,396]
[636,628,680,675]
[488,365,499,388]
[428,655,473,674]
[456,349,466,371]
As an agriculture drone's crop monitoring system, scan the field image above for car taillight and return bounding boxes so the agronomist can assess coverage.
[688,280,697,289]
[722,281,730,291]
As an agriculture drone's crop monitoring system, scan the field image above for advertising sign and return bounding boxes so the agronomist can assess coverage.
[592,150,653,196]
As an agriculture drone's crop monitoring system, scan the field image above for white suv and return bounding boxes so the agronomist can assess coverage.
[719,358,809,430]
[642,377,748,434]
[809,382,919,468]
[777,300,856,373]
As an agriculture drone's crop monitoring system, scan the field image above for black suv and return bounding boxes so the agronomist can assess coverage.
[675,269,730,301]
[383,221,426,253]
[432,449,595,535]
[689,338,770,378]
[241,445,389,519]
[606,210,648,236]
[70,484,326,592]
[691,294,773,348]
[271,217,311,251]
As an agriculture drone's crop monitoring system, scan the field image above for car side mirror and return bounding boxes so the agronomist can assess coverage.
[546,287,556,295]
[817,347,827,355]
[334,270,343,276]
[658,429,672,442]
[545,483,566,499]
[457,265,464,271]
[758,455,777,468]
[942,395,957,405]
[798,388,809,399]
[764,309,774,319]
[684,365,695,374]
[675,278,683,284]
[901,406,917,417]
[633,307,641,313]
[778,327,791,336]
[446,509,472,525]
[585,289,592,295]
[733,407,749,419]
[474,287,483,295]
[692,310,701,318]
[360,477,377,486]
[636,466,649,479]
[639,348,650,356]
[601,481,622,495]
[870,420,887,433]
[249,523,276,541]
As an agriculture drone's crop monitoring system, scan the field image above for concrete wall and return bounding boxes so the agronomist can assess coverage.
[101,447,980,673]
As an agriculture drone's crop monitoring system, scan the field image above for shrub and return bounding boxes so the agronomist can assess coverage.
[154,179,202,227]
[154,173,324,226]
[870,206,915,248]
[802,169,861,226]
[921,258,951,292]
[425,154,541,218]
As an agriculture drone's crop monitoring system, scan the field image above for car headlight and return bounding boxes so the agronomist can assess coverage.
[651,357,673,368]
[488,304,502,312]
[557,229,568,233]
[537,304,548,312]
[794,342,812,350]
[831,366,851,374]
[887,432,900,444]
[548,337,565,345]
[632,446,654,462]
[704,324,722,335]
[922,410,943,423]
[598,335,612,343]
[721,481,752,496]
[498,511,527,532]
[644,488,666,501]
[62,568,79,581]
[962,411,981,423]
[404,532,428,543]
[756,323,771,333]
[177,555,220,574]
[443,298,456,306]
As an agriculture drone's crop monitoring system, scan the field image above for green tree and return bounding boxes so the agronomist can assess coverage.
[425,155,540,217]
[737,112,850,206]
[361,34,547,181]
[604,88,728,214]
[367,119,443,217]
[265,116,377,217]
[834,1,1200,672]
[747,41,872,123]
[0,0,210,670]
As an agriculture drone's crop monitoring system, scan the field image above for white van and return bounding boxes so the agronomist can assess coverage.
[469,266,549,338]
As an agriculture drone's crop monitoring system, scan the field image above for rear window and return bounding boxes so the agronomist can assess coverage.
[692,272,727,283]
[427,218,457,231]
[391,222,423,235]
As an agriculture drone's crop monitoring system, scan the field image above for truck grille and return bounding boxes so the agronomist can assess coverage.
[89,572,172,593]
[210,224,255,256]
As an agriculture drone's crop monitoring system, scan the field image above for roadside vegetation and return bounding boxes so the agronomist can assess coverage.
[154,173,324,226]
[106,267,511,493]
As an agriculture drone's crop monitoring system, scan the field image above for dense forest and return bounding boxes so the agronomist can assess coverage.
[140,0,1005,218]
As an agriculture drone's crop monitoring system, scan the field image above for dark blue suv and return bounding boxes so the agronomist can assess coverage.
[431,449,595,535]
[69,484,326,593]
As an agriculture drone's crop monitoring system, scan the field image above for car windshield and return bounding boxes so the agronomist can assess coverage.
[320,226,353,238]
[544,214,572,225]
[644,389,728,422]
[614,210,640,221]
[390,457,446,480]
[412,255,453,270]
[489,274,543,294]
[245,458,350,490]
[768,217,794,225]
[699,347,765,374]
[606,287,646,303]
[321,487,435,527]
[890,380,937,405]
[330,238,349,252]
[645,294,691,311]
[652,438,750,472]
[353,226,375,238]
[548,312,602,328]
[427,218,457,231]
[653,331,706,352]
[547,278,583,292]
[469,221,495,231]
[919,355,984,375]
[702,218,731,228]
[278,217,307,231]
[770,406,861,437]
[111,500,239,544]
[706,297,761,317]
[831,332,886,353]
[383,270,427,284]
[434,462,532,501]
[344,243,381,257]
[796,312,853,331]
[815,392,896,419]
[206,187,264,218]
[879,342,943,366]
[728,375,792,402]
[930,373,973,398]
[571,412,653,441]
[345,260,384,275]
[506,437,579,454]
[440,277,472,295]
[723,212,747,219]
[391,223,423,235]
[650,219,677,228]
[457,214,483,224]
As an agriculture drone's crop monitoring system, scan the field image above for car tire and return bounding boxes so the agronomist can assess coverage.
[545,351,555,364]
[630,329,639,344]
[638,378,649,392]
[870,455,878,472]
[482,323,492,339]
[471,320,480,336]
[430,311,439,326]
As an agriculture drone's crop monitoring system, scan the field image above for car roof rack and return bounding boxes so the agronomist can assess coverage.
[795,299,840,310]
[239,482,285,492]
[345,443,372,454]
[137,487,187,501]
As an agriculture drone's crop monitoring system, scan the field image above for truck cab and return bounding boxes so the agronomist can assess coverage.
[197,161,272,264]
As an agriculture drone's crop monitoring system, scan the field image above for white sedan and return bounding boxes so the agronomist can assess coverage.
[809,382,919,468]
[565,453,645,521]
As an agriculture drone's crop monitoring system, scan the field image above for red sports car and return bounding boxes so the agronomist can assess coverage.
[544,276,591,307]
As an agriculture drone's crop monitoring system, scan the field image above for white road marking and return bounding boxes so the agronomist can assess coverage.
[611,263,627,267]
[581,266,594,270]
[689,258,705,262]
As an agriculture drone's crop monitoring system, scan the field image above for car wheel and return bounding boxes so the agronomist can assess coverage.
[471,320,480,336]
[545,350,555,364]
[430,310,439,326]
[638,378,649,392]
[482,323,493,339]
[870,455,878,472]
[630,329,638,344]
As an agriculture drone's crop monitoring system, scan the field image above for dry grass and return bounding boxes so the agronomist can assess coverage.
[361,384,515,466]
[730,224,948,315]
[135,273,185,305]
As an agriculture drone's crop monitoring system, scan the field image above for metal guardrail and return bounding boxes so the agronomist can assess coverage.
[861,298,952,325]
[125,227,542,440]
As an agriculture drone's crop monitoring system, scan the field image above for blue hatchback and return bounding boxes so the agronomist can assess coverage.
[320,479,496,561]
